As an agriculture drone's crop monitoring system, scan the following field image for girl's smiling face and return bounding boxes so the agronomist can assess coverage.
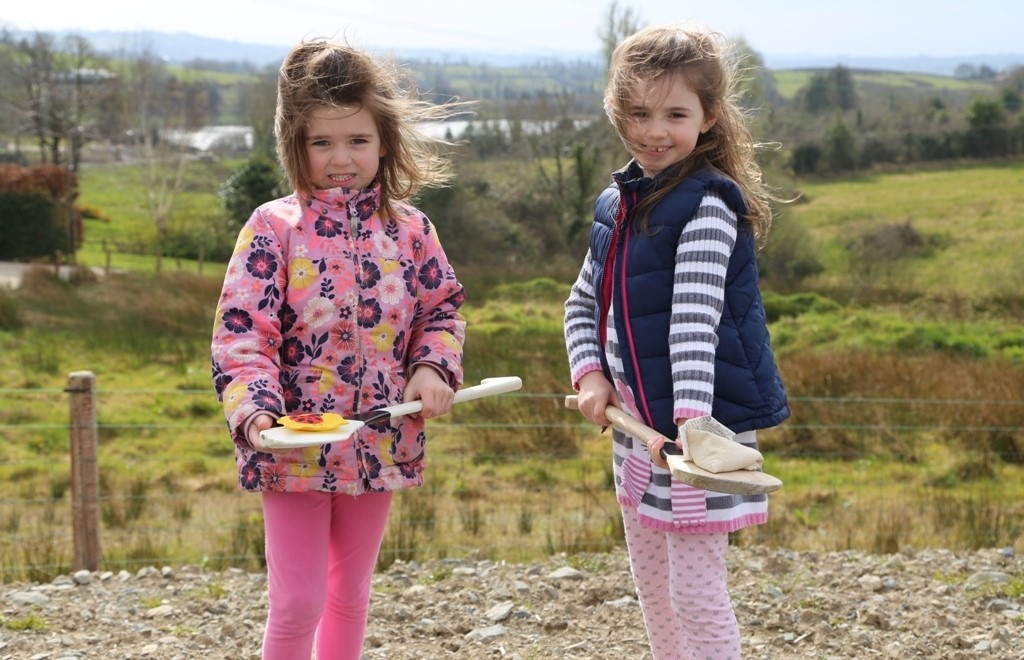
[305,104,385,191]
[625,73,716,178]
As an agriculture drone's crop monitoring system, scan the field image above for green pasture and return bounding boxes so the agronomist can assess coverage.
[771,68,992,100]
[786,162,1024,297]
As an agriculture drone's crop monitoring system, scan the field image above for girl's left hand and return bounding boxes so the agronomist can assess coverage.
[403,365,455,418]
[646,435,682,470]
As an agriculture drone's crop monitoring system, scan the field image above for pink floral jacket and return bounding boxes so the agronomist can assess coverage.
[211,185,465,495]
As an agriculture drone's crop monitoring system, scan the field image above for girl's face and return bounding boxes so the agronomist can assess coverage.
[305,104,385,191]
[624,73,716,178]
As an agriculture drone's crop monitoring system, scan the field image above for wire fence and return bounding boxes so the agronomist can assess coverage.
[1,374,1023,583]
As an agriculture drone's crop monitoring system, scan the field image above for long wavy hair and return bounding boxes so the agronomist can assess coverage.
[604,25,774,239]
[275,39,461,220]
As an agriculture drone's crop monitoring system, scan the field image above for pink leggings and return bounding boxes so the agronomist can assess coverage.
[621,505,741,660]
[260,490,392,660]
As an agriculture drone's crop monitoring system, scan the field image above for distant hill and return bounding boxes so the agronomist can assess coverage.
[33,29,600,70]
[27,29,1024,76]
[764,52,1024,77]
[46,30,290,68]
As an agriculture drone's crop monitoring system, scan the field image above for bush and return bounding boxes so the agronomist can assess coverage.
[0,192,70,260]
[77,203,109,222]
[758,211,825,288]
[162,226,237,263]
[0,164,82,254]
[219,156,286,233]
[762,291,841,322]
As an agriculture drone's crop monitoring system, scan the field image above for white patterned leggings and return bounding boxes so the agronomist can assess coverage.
[621,505,741,660]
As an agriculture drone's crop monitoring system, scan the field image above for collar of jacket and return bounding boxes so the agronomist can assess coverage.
[611,159,688,197]
[302,183,382,219]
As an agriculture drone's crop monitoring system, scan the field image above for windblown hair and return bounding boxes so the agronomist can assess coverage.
[275,39,460,219]
[605,25,774,238]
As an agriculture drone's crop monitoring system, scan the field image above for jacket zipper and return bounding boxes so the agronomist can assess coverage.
[613,190,656,429]
[349,202,366,416]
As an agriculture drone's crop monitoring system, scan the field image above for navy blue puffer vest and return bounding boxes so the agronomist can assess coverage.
[590,166,790,437]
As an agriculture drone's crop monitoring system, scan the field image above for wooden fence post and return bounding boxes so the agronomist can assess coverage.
[67,370,101,571]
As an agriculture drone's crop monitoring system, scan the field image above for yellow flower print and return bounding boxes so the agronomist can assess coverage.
[442,331,463,351]
[315,366,335,396]
[288,446,321,478]
[234,227,255,252]
[222,381,249,414]
[289,257,316,289]
[371,323,396,352]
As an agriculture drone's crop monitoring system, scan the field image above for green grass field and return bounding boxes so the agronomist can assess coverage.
[771,68,992,100]
[786,162,1024,297]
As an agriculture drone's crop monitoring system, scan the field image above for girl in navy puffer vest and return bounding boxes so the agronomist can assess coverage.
[564,24,789,660]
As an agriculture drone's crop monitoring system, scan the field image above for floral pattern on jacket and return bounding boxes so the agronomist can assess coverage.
[211,185,465,495]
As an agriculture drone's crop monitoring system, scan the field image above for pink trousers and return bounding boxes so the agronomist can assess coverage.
[260,490,392,660]
[621,505,741,660]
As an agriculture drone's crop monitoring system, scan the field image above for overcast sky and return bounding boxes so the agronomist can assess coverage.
[3,0,1022,59]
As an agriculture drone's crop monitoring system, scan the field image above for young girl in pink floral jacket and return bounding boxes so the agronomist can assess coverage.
[211,39,465,660]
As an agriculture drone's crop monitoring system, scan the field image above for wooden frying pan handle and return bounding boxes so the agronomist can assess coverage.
[564,395,677,454]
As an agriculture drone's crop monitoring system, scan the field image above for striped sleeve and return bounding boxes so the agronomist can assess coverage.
[563,250,605,389]
[670,192,738,421]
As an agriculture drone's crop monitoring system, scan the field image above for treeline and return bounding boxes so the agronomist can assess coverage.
[776,66,1024,176]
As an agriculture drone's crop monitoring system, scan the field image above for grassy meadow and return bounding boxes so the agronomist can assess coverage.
[1,158,1023,582]
[771,68,993,101]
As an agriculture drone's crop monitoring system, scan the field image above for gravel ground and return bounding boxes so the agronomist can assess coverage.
[2,545,1022,659]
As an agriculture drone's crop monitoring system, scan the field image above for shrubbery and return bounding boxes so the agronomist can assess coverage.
[0,191,69,260]
[0,164,81,259]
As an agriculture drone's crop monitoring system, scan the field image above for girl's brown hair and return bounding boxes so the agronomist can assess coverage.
[275,40,462,219]
[605,25,775,238]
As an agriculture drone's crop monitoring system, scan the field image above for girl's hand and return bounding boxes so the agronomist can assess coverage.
[646,434,683,470]
[576,371,618,427]
[246,413,277,452]
[404,365,455,419]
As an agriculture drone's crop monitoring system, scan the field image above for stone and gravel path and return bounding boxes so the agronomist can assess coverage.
[2,545,1022,659]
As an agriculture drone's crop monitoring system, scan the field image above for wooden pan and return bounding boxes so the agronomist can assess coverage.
[565,395,782,495]
[257,377,523,450]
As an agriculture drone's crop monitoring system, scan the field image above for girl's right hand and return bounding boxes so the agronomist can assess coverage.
[575,371,618,427]
[246,413,277,452]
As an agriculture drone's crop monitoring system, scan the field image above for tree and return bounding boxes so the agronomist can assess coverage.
[598,1,643,69]
[0,32,112,172]
[129,45,191,274]
[801,66,858,115]
[236,68,278,160]
[790,142,823,176]
[3,32,62,163]
[965,96,1007,158]
[832,66,858,111]
[826,116,857,172]
[729,38,780,110]
[802,74,833,115]
[1001,87,1023,113]
[60,35,115,174]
